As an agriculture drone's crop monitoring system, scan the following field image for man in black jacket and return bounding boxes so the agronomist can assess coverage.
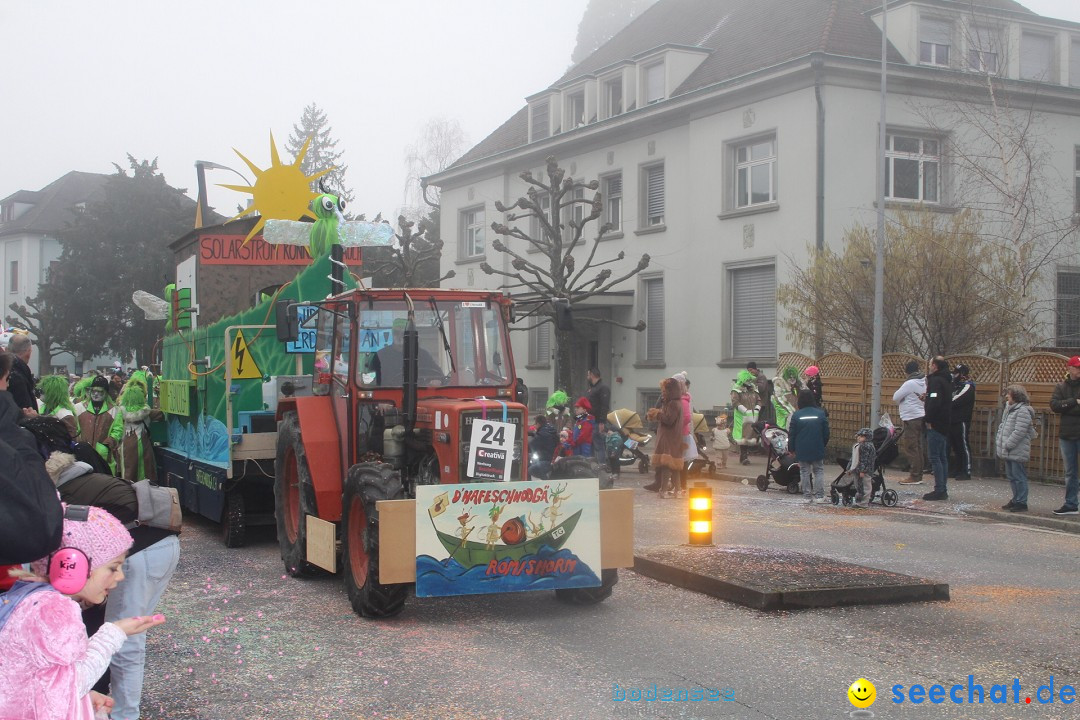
[1049,355,1080,515]
[6,334,37,416]
[922,356,953,501]
[949,364,975,480]
[585,367,611,456]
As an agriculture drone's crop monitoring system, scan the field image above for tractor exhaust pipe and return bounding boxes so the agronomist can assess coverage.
[402,292,418,433]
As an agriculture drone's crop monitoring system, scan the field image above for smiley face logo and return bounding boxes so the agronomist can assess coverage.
[848,678,876,708]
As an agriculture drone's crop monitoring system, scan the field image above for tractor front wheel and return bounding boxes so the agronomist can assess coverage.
[342,462,408,619]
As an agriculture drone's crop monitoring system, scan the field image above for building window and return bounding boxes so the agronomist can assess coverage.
[641,164,665,227]
[460,207,485,259]
[886,134,940,203]
[729,264,776,359]
[641,277,664,362]
[529,388,550,415]
[529,322,551,366]
[735,136,777,208]
[1071,39,1080,88]
[604,77,623,118]
[570,187,586,226]
[9,260,17,293]
[531,100,550,141]
[1,204,11,223]
[638,388,661,421]
[602,174,622,231]
[567,91,585,129]
[529,192,551,244]
[1057,270,1080,348]
[1020,32,1053,81]
[967,49,998,74]
[919,17,952,66]
[643,62,664,104]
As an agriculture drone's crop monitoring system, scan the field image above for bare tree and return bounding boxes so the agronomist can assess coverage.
[778,210,1025,358]
[7,295,75,375]
[402,117,467,219]
[368,215,456,288]
[483,156,649,391]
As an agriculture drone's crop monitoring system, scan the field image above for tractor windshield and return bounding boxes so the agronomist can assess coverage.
[354,300,511,389]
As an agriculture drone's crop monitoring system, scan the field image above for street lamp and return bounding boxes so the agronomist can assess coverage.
[194,160,253,229]
[870,1,889,427]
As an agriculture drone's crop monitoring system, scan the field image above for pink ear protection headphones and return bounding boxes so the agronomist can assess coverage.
[47,505,92,595]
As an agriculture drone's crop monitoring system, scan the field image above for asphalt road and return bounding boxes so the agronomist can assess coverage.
[140,474,1080,720]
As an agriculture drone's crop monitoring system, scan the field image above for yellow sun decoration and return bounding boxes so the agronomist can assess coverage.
[221,132,332,244]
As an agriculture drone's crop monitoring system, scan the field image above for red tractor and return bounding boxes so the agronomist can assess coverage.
[273,287,619,617]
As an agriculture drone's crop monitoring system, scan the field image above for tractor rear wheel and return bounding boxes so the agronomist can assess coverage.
[555,568,618,605]
[342,462,407,618]
[274,412,319,577]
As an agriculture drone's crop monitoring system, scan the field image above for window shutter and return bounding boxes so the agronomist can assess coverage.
[731,265,776,358]
[1020,34,1053,80]
[646,166,664,223]
[1071,40,1080,87]
[645,278,664,361]
[531,322,551,364]
[1057,271,1080,348]
[919,17,951,45]
[606,175,622,197]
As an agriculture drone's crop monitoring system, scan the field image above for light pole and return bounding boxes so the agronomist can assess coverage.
[194,160,253,228]
[870,2,888,427]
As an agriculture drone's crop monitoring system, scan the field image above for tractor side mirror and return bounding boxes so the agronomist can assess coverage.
[275,301,299,343]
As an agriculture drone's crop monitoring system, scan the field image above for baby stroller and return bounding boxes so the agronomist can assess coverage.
[752,420,802,494]
[685,412,717,478]
[606,409,653,474]
[831,424,903,507]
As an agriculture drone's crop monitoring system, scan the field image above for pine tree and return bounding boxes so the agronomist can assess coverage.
[571,0,658,65]
[285,103,354,204]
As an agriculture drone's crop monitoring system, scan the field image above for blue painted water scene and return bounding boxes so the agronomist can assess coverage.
[414,478,601,597]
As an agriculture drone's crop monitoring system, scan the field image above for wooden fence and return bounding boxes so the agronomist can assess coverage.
[776,351,1072,481]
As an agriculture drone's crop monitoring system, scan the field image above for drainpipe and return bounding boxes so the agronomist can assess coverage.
[812,55,826,357]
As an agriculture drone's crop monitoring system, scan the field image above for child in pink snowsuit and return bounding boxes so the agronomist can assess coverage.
[0,505,165,720]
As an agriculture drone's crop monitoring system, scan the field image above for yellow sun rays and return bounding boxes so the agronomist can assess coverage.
[221,132,333,244]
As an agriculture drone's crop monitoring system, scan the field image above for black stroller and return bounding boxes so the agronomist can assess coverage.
[752,420,802,494]
[830,425,903,507]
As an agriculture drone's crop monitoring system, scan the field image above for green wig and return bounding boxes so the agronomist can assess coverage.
[735,370,754,386]
[71,376,94,405]
[546,390,569,409]
[38,375,75,416]
[782,367,798,382]
[118,377,149,412]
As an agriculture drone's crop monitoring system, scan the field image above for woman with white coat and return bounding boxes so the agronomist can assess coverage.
[995,384,1036,513]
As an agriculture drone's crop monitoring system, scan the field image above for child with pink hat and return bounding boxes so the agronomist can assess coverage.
[0,505,166,719]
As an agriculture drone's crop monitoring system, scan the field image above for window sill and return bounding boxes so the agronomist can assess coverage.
[455,256,486,266]
[717,359,775,368]
[634,225,666,237]
[633,360,667,369]
[718,203,779,220]
[525,363,551,370]
[600,231,624,241]
[874,200,958,214]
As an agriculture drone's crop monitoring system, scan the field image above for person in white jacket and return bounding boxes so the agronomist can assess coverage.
[892,360,927,485]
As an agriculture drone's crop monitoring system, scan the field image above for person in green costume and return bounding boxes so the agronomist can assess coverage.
[110,374,164,482]
[75,375,118,468]
[731,370,760,465]
[37,374,78,438]
[771,367,803,430]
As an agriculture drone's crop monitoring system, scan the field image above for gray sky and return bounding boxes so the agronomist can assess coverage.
[2,0,1078,223]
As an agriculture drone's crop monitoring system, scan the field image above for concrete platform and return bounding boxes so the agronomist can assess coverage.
[634,545,950,611]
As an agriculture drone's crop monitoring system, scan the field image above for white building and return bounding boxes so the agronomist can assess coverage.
[429,0,1080,415]
[0,171,112,374]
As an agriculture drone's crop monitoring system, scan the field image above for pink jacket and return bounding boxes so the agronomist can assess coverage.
[681,393,692,435]
[0,585,126,720]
